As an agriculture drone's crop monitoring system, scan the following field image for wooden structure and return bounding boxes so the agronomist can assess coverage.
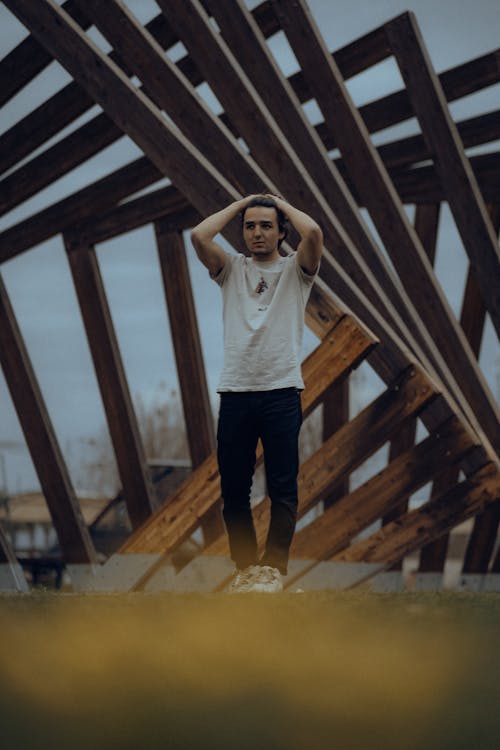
[0,0,499,592]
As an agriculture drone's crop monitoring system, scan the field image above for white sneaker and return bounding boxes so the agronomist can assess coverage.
[228,565,261,593]
[246,565,283,593]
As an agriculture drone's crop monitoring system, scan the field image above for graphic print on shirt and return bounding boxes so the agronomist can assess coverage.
[255,276,269,295]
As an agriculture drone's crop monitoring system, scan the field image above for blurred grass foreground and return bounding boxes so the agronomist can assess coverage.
[1,591,499,750]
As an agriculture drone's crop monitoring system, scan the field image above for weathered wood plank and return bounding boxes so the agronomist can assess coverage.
[0,0,91,108]
[0,113,123,218]
[334,463,500,567]
[291,416,477,560]
[385,13,500,338]
[462,503,500,574]
[155,225,223,541]
[364,110,500,171]
[85,187,200,246]
[388,152,500,205]
[418,203,500,573]
[327,50,500,140]
[121,314,377,555]
[80,0,272,198]
[64,233,157,528]
[2,0,241,220]
[272,0,500,454]
[322,379,350,509]
[0,274,97,563]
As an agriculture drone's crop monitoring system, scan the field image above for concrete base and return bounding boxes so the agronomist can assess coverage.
[412,572,443,592]
[145,556,235,593]
[290,561,383,591]
[458,573,500,592]
[368,570,404,592]
[0,562,29,592]
[67,554,162,592]
[483,574,500,592]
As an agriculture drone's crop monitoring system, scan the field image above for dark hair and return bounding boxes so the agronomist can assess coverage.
[241,195,288,247]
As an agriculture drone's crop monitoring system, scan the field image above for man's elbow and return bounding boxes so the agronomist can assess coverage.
[190,227,202,250]
[308,223,323,247]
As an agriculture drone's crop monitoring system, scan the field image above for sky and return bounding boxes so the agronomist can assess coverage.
[0,0,499,495]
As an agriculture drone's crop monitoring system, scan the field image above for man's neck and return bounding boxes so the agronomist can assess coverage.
[250,249,281,264]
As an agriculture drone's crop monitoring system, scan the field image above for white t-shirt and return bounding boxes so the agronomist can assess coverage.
[213,252,317,391]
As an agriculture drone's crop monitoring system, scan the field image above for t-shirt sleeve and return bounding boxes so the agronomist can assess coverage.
[211,251,233,286]
[294,252,320,287]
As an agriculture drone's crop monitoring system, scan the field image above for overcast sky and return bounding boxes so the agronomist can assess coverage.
[0,0,498,494]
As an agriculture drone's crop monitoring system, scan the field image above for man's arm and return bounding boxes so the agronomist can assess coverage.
[268,195,323,275]
[190,196,254,276]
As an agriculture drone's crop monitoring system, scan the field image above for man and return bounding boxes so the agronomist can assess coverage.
[191,194,323,592]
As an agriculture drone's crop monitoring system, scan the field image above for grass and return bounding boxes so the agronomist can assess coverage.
[1,591,499,750]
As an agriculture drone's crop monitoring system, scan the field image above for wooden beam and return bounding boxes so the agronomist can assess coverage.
[334,463,500,568]
[85,187,200,246]
[385,13,500,339]
[0,10,178,178]
[418,203,500,573]
[388,152,500,205]
[0,274,97,564]
[76,0,273,197]
[0,113,123,218]
[154,224,223,542]
[272,0,500,454]
[322,378,350,509]
[0,0,91,108]
[2,0,241,221]
[366,110,500,172]
[0,157,162,262]
[291,415,477,561]
[64,232,157,528]
[120,313,378,555]
[327,50,500,141]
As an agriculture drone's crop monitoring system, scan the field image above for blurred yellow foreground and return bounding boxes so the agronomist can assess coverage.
[1,592,499,749]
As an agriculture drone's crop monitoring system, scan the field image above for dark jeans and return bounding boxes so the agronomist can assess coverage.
[216,388,303,575]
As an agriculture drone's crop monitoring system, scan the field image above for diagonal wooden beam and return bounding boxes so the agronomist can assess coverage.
[0,156,162,262]
[387,152,500,206]
[0,113,124,218]
[385,203,438,545]
[333,463,500,569]
[290,415,477,562]
[364,110,500,172]
[322,379,350,509]
[0,0,91,108]
[2,0,241,219]
[271,0,500,454]
[385,13,500,339]
[73,0,273,197]
[64,232,157,528]
[317,49,500,143]
[419,203,500,573]
[0,274,97,564]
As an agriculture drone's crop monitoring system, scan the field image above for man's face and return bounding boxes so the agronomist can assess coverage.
[243,206,284,260]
